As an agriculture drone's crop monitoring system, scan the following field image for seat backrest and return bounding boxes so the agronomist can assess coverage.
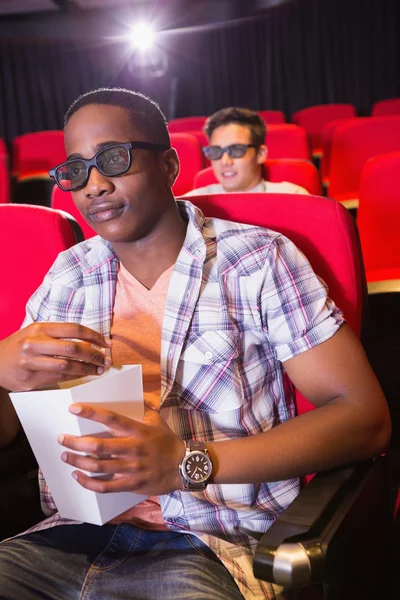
[258,110,286,124]
[0,138,8,161]
[193,159,322,195]
[357,152,400,275]
[320,118,357,184]
[372,98,400,117]
[51,185,97,239]
[0,204,82,339]
[0,156,10,204]
[328,116,400,201]
[266,124,310,159]
[12,131,66,180]
[185,193,364,415]
[291,104,357,155]
[184,130,210,167]
[168,117,207,133]
[170,133,204,196]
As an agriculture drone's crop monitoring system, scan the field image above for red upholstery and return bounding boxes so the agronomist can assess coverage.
[258,110,286,124]
[51,185,97,239]
[357,152,400,278]
[266,124,310,160]
[0,157,9,203]
[291,104,356,155]
[12,131,66,180]
[193,159,322,195]
[168,117,207,133]
[372,98,400,117]
[170,133,204,196]
[184,130,210,167]
[320,118,357,184]
[185,192,364,416]
[0,138,10,203]
[0,204,82,339]
[0,138,8,160]
[328,116,400,203]
[184,130,208,148]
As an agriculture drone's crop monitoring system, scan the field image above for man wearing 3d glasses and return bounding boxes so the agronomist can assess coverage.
[185,106,309,196]
[0,88,390,600]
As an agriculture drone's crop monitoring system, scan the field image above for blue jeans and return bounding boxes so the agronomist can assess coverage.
[0,523,244,600]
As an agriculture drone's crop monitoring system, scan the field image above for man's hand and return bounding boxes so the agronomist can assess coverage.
[0,322,112,392]
[58,405,185,496]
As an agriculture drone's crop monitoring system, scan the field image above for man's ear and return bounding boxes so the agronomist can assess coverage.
[162,148,180,188]
[256,144,268,164]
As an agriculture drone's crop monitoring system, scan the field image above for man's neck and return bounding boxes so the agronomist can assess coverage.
[113,208,188,290]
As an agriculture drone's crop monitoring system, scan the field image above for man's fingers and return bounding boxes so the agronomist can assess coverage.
[61,452,142,474]
[25,356,105,378]
[24,338,111,368]
[71,471,146,494]
[58,433,130,456]
[31,322,111,349]
[67,405,146,435]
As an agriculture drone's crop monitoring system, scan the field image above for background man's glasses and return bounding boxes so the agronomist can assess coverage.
[49,141,169,192]
[202,143,258,161]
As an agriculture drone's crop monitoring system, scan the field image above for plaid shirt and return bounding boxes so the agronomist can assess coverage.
[22,200,343,599]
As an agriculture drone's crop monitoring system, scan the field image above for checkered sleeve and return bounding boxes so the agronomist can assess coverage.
[260,234,345,363]
[21,255,64,328]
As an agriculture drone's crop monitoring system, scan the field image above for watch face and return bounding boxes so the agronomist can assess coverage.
[184,451,211,483]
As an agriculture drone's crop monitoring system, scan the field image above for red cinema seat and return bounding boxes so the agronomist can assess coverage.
[185,130,208,149]
[193,159,321,195]
[320,118,357,187]
[12,131,66,207]
[258,110,286,124]
[184,130,210,167]
[357,152,400,280]
[266,124,310,160]
[51,185,97,240]
[356,152,400,453]
[0,203,83,540]
[0,156,10,204]
[168,117,207,133]
[292,104,356,157]
[0,138,8,161]
[184,191,391,597]
[170,133,204,196]
[12,130,66,180]
[372,98,400,117]
[328,116,400,209]
[0,204,83,340]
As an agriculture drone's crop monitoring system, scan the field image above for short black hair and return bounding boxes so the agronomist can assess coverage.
[64,87,170,147]
[204,107,266,146]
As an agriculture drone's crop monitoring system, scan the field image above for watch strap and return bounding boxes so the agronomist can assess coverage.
[187,440,208,453]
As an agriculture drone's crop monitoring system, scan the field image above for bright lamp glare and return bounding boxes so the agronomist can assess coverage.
[131,23,154,51]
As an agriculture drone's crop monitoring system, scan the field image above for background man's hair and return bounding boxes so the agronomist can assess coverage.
[204,107,266,146]
[64,87,170,147]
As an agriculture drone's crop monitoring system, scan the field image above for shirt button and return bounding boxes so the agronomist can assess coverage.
[205,351,213,360]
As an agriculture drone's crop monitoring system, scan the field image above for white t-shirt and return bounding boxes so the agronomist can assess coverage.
[185,179,310,196]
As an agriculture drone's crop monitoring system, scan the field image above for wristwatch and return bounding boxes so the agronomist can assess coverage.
[179,440,213,491]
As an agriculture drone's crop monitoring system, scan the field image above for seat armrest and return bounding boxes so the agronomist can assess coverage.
[253,459,387,588]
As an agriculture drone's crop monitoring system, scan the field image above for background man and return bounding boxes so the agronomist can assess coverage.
[186,106,309,195]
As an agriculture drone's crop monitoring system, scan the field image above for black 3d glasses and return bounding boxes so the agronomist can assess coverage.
[49,141,170,191]
[202,143,258,161]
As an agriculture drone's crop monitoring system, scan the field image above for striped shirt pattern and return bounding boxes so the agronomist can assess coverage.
[22,200,344,599]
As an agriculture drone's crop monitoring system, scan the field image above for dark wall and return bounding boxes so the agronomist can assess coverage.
[0,0,398,142]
